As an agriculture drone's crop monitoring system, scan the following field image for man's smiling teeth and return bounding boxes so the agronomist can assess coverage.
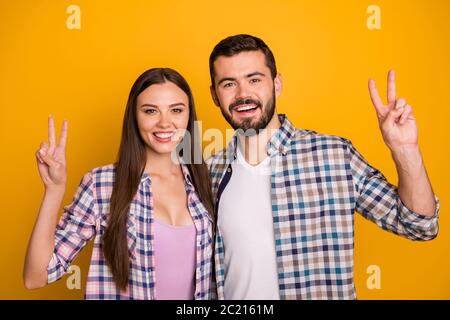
[153,132,174,138]
[236,105,257,112]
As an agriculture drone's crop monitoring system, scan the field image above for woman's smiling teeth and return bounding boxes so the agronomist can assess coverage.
[153,131,174,142]
[154,132,173,138]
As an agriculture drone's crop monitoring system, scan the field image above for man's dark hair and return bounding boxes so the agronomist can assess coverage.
[209,34,277,85]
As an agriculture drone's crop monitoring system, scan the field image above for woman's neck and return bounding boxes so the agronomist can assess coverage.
[144,149,181,178]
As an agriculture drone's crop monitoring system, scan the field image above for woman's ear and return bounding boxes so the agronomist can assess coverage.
[274,73,283,98]
[210,85,220,107]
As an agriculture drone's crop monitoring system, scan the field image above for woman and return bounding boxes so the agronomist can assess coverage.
[23,68,215,300]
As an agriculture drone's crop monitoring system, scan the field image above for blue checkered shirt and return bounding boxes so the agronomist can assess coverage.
[207,114,439,300]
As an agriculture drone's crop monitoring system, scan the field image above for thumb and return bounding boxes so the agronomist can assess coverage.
[39,148,61,169]
[384,106,403,127]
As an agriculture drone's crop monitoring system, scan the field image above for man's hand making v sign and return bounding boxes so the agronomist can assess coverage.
[367,69,437,217]
[369,69,417,152]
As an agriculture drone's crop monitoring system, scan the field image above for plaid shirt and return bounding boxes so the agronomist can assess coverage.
[207,114,440,300]
[47,164,214,300]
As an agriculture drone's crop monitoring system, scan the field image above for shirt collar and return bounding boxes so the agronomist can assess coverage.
[225,114,307,160]
[180,162,195,191]
[140,161,194,191]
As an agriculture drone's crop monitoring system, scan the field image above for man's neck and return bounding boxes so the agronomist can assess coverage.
[238,113,281,166]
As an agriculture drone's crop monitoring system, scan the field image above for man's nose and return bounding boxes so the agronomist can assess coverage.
[235,82,251,101]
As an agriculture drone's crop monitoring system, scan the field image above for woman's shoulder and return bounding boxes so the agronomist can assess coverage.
[90,163,116,175]
[81,164,116,187]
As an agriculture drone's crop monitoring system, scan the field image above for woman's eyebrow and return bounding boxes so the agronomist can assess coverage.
[140,102,186,108]
[140,103,158,108]
[169,102,186,107]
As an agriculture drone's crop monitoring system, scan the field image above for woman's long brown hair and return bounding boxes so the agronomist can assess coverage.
[103,68,215,290]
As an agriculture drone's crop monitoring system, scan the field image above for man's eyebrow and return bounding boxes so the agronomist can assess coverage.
[246,72,266,78]
[217,72,266,86]
[217,77,236,86]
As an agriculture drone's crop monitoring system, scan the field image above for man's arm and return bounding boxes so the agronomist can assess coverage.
[347,140,438,241]
[392,145,436,216]
[368,70,437,217]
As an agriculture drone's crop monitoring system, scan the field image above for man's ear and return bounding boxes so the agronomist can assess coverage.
[274,73,283,98]
[210,85,220,107]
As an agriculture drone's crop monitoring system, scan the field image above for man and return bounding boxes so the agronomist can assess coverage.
[206,34,439,300]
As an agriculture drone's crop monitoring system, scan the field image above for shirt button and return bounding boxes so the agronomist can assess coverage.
[227,168,231,173]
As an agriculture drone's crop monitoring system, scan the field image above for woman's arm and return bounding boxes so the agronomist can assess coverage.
[24,187,65,289]
[23,116,68,289]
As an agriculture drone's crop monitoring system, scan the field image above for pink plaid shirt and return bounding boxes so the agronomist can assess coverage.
[47,164,214,299]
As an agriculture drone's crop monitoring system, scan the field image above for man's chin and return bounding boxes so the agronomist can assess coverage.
[222,108,272,133]
[232,113,259,125]
[233,120,266,135]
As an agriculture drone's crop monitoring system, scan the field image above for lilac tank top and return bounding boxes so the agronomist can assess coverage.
[153,219,197,300]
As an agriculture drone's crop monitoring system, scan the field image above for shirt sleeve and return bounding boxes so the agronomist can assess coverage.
[47,171,98,284]
[345,140,439,241]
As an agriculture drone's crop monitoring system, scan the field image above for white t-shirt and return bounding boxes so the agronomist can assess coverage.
[218,144,280,300]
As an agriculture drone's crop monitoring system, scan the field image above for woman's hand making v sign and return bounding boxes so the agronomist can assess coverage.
[35,116,68,190]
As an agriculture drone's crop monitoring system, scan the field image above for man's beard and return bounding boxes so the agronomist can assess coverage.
[220,89,276,136]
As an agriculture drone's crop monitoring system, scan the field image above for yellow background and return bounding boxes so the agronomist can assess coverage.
[1,0,449,299]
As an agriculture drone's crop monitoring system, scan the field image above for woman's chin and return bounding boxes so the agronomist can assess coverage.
[147,144,178,156]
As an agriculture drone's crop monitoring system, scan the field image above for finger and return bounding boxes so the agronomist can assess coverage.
[368,79,385,116]
[399,104,412,124]
[40,149,60,169]
[39,141,55,166]
[395,97,407,109]
[40,141,49,154]
[385,106,403,127]
[58,120,68,148]
[387,69,396,108]
[35,150,44,164]
[36,160,50,182]
[48,115,56,149]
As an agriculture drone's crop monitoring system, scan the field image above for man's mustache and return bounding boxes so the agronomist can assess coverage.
[229,98,262,112]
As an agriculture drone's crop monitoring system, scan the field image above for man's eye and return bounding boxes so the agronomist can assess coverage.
[223,82,235,88]
[250,78,261,84]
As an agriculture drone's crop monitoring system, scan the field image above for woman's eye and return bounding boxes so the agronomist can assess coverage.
[144,109,157,114]
[172,108,183,113]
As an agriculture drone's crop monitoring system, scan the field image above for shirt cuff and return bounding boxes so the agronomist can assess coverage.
[398,194,440,240]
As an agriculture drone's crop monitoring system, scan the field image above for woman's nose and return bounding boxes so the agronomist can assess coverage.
[157,111,171,128]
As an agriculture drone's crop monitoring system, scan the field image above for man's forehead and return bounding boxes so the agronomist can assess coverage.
[214,51,270,77]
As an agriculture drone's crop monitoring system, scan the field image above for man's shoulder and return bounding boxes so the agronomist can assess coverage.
[206,150,228,174]
[291,128,352,149]
[206,149,226,164]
